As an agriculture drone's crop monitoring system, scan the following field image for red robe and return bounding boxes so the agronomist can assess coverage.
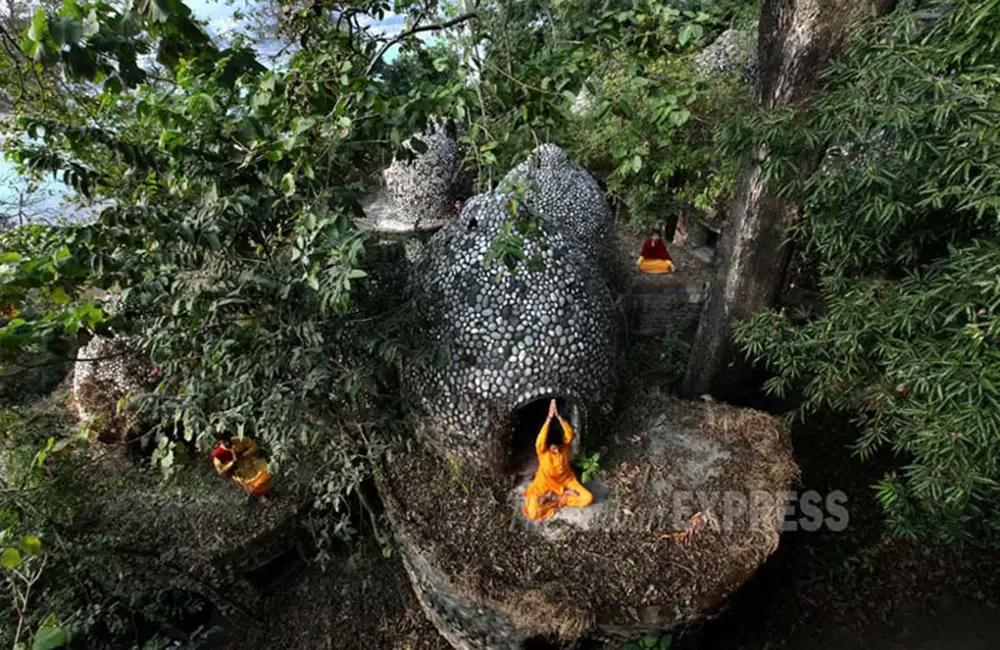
[641,239,672,261]
[210,445,235,465]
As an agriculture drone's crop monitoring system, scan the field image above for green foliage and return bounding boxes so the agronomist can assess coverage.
[0,0,470,640]
[1,398,218,649]
[483,197,544,275]
[625,632,672,650]
[658,329,691,388]
[578,452,601,484]
[380,41,461,99]
[734,2,1000,545]
[462,0,755,231]
[1,0,462,476]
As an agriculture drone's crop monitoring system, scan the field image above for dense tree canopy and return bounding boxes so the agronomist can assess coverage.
[735,1,1000,544]
[2,0,1000,647]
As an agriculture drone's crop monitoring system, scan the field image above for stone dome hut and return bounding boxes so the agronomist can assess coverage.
[382,119,472,230]
[409,183,623,474]
[71,333,158,443]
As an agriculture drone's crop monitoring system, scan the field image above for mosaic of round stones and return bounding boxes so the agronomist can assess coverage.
[498,144,613,259]
[693,26,758,83]
[71,334,158,442]
[382,120,470,228]
[409,154,621,467]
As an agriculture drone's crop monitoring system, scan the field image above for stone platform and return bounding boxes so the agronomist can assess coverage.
[612,231,712,340]
[378,393,796,649]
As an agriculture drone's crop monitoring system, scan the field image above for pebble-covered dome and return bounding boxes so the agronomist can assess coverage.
[71,334,158,442]
[692,26,758,82]
[382,120,470,228]
[409,186,621,469]
[497,144,613,259]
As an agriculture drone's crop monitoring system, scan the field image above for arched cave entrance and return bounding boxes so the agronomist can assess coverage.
[507,396,581,477]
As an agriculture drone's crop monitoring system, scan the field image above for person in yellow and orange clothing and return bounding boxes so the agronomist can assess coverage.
[0,302,19,319]
[637,230,674,274]
[210,434,273,503]
[523,399,593,521]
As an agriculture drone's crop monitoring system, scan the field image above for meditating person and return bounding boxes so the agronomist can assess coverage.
[211,434,273,502]
[637,230,674,274]
[523,399,593,521]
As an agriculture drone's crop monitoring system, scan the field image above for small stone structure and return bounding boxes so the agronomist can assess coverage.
[71,334,158,443]
[673,209,723,265]
[381,120,471,231]
[692,25,758,82]
[409,167,622,471]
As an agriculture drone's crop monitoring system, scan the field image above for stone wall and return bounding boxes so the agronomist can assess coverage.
[396,528,524,650]
[629,284,707,340]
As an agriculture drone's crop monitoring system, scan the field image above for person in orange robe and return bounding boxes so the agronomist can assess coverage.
[211,435,273,502]
[523,399,594,521]
[637,231,674,274]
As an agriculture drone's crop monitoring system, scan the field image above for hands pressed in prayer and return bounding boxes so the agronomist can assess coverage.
[548,398,558,421]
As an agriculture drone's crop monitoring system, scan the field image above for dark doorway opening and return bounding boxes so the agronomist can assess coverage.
[522,635,557,649]
[243,543,306,592]
[508,396,571,477]
[706,227,720,250]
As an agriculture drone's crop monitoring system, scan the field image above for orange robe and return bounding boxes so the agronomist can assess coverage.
[212,438,273,497]
[637,256,674,274]
[523,417,593,521]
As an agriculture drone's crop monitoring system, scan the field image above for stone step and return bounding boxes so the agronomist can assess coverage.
[629,284,707,339]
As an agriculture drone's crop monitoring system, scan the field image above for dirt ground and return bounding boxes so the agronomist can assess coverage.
[664,409,1000,650]
[219,540,450,650]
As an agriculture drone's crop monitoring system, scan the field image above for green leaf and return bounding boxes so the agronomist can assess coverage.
[81,9,99,38]
[32,625,69,650]
[28,7,49,43]
[280,172,296,197]
[669,110,691,127]
[142,0,174,23]
[678,23,704,46]
[50,286,70,305]
[22,536,42,556]
[1,547,22,569]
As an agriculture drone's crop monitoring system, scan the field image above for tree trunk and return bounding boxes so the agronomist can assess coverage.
[680,0,898,399]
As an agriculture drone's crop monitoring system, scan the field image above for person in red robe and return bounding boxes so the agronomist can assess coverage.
[210,435,272,502]
[637,231,674,274]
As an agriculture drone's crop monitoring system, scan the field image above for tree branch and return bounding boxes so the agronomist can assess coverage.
[364,12,478,76]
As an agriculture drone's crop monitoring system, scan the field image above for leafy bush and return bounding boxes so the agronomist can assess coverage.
[1,400,217,649]
[734,2,1000,545]
[562,2,754,233]
[625,632,673,650]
